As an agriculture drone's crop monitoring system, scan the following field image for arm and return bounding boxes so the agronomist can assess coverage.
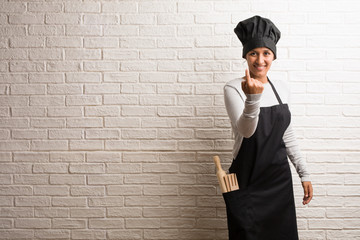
[283,123,311,182]
[284,123,313,205]
[224,84,262,138]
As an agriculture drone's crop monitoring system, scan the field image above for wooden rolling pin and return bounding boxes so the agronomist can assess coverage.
[213,156,239,193]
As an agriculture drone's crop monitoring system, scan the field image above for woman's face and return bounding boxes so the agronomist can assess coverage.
[245,47,274,80]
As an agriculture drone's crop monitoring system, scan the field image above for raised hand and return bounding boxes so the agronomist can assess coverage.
[241,69,264,94]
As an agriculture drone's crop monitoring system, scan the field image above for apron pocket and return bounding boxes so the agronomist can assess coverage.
[223,188,254,232]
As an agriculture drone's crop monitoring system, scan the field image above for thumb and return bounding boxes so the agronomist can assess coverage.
[303,183,309,197]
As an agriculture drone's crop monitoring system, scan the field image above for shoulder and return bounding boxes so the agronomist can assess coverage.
[224,77,243,90]
[224,78,246,100]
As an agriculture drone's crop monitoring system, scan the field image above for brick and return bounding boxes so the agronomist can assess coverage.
[15,218,51,229]
[102,2,136,13]
[84,37,118,48]
[103,26,138,37]
[88,197,124,207]
[69,140,103,151]
[11,84,46,95]
[86,152,121,163]
[140,26,175,36]
[105,140,140,151]
[104,95,138,105]
[108,230,142,240]
[0,141,29,151]
[12,129,47,139]
[0,49,27,60]
[158,14,193,25]
[14,174,48,184]
[121,61,157,71]
[0,152,12,162]
[144,185,178,196]
[144,229,179,240]
[0,207,33,218]
[31,140,68,151]
[122,152,158,163]
[141,118,176,128]
[85,106,120,117]
[126,218,160,229]
[46,37,82,48]
[33,163,68,173]
[89,219,124,229]
[66,118,102,128]
[84,14,119,25]
[72,230,106,240]
[15,197,50,207]
[34,230,70,239]
[88,175,123,185]
[122,106,156,116]
[70,208,105,218]
[120,38,156,48]
[65,2,100,13]
[105,163,141,174]
[66,25,101,36]
[10,61,45,72]
[9,14,44,24]
[0,186,32,196]
[0,3,26,13]
[69,163,105,174]
[125,196,160,207]
[29,25,64,36]
[161,174,196,185]
[125,174,160,184]
[141,140,177,151]
[49,130,82,139]
[30,95,65,106]
[84,61,119,72]
[104,49,138,60]
[50,175,85,185]
[107,185,142,196]
[66,95,101,106]
[0,74,27,84]
[0,230,34,239]
[65,49,101,60]
[28,3,62,13]
[158,107,193,117]
[47,61,82,72]
[0,26,26,36]
[52,219,86,229]
[34,186,69,196]
[52,197,87,207]
[178,2,212,12]
[143,163,178,173]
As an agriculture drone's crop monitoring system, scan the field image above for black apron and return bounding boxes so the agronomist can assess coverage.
[223,79,299,240]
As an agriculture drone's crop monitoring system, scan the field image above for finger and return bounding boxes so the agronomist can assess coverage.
[245,68,251,84]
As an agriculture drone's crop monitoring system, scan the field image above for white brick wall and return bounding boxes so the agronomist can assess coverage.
[0,0,359,239]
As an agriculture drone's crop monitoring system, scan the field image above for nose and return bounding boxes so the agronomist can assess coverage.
[256,55,265,65]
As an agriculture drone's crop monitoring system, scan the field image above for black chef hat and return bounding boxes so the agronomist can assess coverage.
[234,15,281,59]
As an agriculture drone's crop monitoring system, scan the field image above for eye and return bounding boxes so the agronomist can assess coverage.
[249,52,256,56]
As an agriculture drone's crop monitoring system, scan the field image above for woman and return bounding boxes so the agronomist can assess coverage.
[223,15,313,240]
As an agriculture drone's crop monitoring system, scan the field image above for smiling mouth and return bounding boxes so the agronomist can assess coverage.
[254,65,266,71]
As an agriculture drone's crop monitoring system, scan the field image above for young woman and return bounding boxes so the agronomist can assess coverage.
[223,15,313,240]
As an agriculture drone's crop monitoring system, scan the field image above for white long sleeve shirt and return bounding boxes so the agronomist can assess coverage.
[224,77,311,182]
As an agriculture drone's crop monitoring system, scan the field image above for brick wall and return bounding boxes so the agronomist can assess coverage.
[0,0,359,239]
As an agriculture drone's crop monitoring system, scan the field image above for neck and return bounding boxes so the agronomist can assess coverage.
[251,74,268,84]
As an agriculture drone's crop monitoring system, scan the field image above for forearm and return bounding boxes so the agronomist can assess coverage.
[224,85,262,138]
[284,124,311,182]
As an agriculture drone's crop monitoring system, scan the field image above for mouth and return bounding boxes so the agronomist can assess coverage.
[253,65,266,71]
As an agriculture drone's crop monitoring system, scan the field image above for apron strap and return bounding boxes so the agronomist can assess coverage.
[267,77,283,105]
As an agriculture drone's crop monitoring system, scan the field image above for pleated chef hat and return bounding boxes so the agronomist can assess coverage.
[234,15,281,59]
